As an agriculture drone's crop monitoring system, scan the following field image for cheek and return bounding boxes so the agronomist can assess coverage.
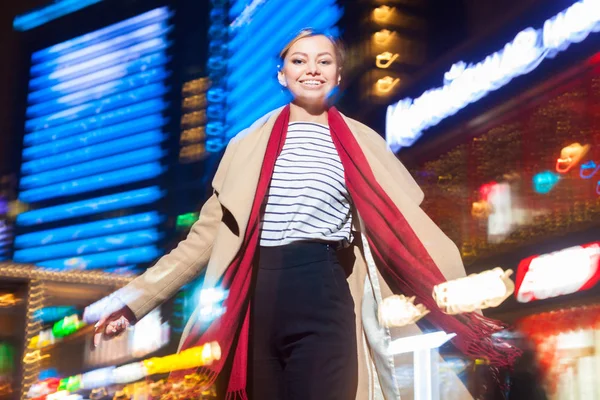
[282,66,302,82]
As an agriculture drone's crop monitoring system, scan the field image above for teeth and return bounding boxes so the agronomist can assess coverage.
[302,80,322,86]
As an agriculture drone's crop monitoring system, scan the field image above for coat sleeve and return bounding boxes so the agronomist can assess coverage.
[113,140,238,321]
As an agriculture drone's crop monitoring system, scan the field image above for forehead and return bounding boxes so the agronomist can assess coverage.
[287,35,336,56]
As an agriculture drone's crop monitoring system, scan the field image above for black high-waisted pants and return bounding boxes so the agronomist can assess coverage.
[250,241,358,400]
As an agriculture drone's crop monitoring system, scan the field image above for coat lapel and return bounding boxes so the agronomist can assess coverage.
[203,108,283,287]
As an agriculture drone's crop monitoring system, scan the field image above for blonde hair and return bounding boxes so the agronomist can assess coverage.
[278,28,345,69]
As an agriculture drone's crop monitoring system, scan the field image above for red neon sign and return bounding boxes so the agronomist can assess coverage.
[515,242,600,303]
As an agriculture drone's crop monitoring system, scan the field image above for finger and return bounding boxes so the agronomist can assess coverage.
[93,316,108,349]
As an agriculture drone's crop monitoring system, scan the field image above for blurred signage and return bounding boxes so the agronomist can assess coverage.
[386,0,600,150]
[515,242,600,303]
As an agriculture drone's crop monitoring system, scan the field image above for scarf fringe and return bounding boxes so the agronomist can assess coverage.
[460,313,522,369]
[225,389,249,400]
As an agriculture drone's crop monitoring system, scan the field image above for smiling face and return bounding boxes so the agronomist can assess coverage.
[278,34,341,109]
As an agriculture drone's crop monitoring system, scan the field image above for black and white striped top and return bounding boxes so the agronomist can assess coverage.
[259,122,353,247]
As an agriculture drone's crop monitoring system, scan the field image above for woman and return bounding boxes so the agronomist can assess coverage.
[88,29,518,400]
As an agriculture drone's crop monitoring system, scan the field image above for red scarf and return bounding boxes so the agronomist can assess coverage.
[174,106,520,399]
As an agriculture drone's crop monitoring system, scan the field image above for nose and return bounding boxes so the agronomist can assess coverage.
[306,60,321,75]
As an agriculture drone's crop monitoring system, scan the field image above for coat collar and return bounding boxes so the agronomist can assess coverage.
[216,106,424,245]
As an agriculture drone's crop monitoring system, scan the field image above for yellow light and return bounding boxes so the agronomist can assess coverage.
[142,342,221,375]
[373,5,395,23]
[23,350,49,364]
[182,94,208,111]
[373,29,395,45]
[182,77,211,96]
[180,127,206,145]
[179,143,207,163]
[0,293,19,307]
[376,76,400,93]
[378,295,429,327]
[433,268,515,314]
[181,110,207,128]
[375,52,399,69]
[555,142,590,173]
[471,200,492,219]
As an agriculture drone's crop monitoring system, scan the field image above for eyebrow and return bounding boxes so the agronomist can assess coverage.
[290,52,334,57]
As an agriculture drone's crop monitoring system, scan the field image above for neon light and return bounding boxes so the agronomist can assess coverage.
[130,308,170,358]
[16,186,164,226]
[229,0,267,31]
[33,307,78,324]
[432,268,514,314]
[26,68,170,119]
[112,362,146,384]
[515,242,600,303]
[21,146,166,189]
[487,182,513,241]
[38,245,162,270]
[556,142,590,173]
[376,76,400,93]
[28,53,169,104]
[31,8,169,62]
[23,131,166,176]
[580,160,600,179]
[23,115,167,159]
[198,288,229,322]
[25,98,167,148]
[26,83,168,132]
[31,23,169,76]
[19,162,165,202]
[533,171,561,194]
[175,212,199,229]
[378,294,429,327]
[31,32,169,87]
[52,314,85,338]
[14,228,162,263]
[13,0,103,31]
[376,52,399,69]
[386,0,600,150]
[81,367,115,390]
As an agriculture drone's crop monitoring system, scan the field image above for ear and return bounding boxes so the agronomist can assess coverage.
[277,70,287,87]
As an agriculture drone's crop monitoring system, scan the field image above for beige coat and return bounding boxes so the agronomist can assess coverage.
[116,107,473,399]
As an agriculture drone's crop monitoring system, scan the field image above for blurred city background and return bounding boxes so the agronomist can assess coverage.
[0,0,598,399]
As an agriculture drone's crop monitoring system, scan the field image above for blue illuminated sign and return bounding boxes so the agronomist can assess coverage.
[21,130,167,175]
[14,0,104,32]
[16,187,164,226]
[21,147,166,189]
[14,228,163,263]
[204,0,342,152]
[39,245,162,270]
[19,162,166,202]
[14,212,163,249]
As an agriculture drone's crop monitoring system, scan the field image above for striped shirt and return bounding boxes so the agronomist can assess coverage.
[259,122,353,247]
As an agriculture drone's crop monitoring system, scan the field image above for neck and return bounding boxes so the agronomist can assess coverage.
[288,101,329,124]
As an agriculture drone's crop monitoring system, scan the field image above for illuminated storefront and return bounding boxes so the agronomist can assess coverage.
[381,1,600,398]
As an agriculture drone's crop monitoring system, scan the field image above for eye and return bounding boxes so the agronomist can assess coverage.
[291,59,305,65]
[319,59,333,65]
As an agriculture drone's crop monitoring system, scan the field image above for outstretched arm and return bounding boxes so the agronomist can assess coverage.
[86,140,238,343]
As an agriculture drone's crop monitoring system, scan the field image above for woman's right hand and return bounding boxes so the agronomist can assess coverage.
[91,306,136,348]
